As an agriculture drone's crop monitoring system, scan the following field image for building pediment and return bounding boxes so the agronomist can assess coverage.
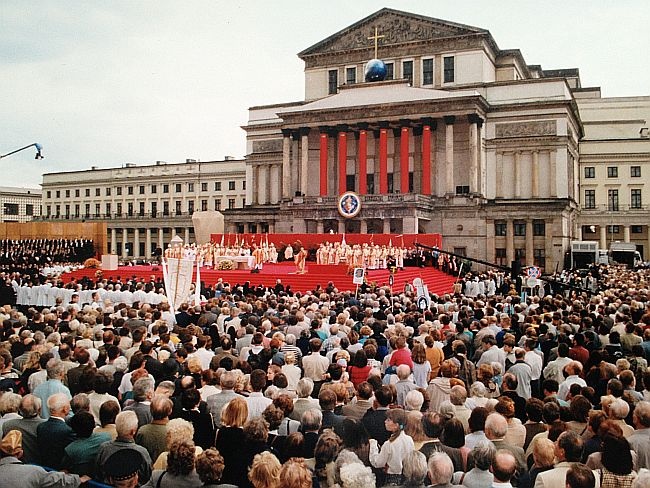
[299,8,487,58]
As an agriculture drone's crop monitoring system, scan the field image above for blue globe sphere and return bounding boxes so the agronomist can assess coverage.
[364,59,387,82]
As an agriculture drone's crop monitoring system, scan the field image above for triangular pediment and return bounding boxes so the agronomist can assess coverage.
[299,8,487,57]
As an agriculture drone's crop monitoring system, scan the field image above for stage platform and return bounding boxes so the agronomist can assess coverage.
[62,263,457,296]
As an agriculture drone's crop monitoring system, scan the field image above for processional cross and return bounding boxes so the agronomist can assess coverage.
[367,26,385,58]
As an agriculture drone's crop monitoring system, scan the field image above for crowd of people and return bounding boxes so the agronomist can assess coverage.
[0,239,95,272]
[0,253,650,487]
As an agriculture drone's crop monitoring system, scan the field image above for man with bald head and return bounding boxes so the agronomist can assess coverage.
[36,393,75,469]
[485,413,527,479]
[491,450,517,488]
[1,394,45,464]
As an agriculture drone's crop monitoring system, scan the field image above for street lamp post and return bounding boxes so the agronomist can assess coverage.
[0,143,44,160]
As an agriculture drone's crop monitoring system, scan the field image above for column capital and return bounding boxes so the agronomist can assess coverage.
[318,126,331,134]
[378,121,390,129]
[291,130,301,141]
[357,122,369,131]
[336,124,349,133]
[468,114,484,127]
[444,115,456,125]
[281,128,293,137]
[421,117,437,129]
[299,127,311,137]
[399,119,411,128]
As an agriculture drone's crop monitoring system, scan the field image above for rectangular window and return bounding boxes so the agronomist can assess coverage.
[422,58,434,85]
[214,199,221,211]
[607,166,618,178]
[453,247,466,257]
[346,175,355,192]
[409,172,414,193]
[228,198,236,209]
[175,201,182,215]
[328,69,338,95]
[583,225,596,234]
[65,189,70,198]
[3,203,18,215]
[105,203,111,216]
[608,189,619,211]
[163,201,169,215]
[46,205,51,216]
[242,181,246,190]
[631,189,642,208]
[514,221,526,236]
[127,186,134,195]
[366,174,375,194]
[632,225,643,234]
[188,200,194,213]
[46,191,51,199]
[385,62,394,80]
[402,60,413,83]
[116,187,122,196]
[607,225,620,234]
[187,183,194,192]
[139,202,145,216]
[201,182,208,192]
[116,203,121,215]
[139,185,145,195]
[74,205,80,218]
[455,185,470,195]
[151,185,157,194]
[584,190,596,209]
[25,204,34,216]
[533,220,546,236]
[65,205,70,218]
[95,203,100,217]
[495,222,507,236]
[215,182,222,191]
[228,181,235,191]
[75,189,80,197]
[515,248,526,265]
[533,249,546,268]
[387,173,394,193]
[106,187,111,196]
[443,56,455,83]
[163,184,169,194]
[201,199,208,211]
[631,166,641,177]
[95,188,101,197]
[346,66,356,85]
[127,202,133,216]
[495,248,507,266]
[175,183,182,193]
[584,167,595,178]
[84,203,90,217]
[84,189,89,197]
[56,205,60,217]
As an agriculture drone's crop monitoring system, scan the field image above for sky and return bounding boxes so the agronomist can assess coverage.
[2,1,649,188]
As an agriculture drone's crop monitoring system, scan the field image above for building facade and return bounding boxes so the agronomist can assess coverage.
[41,159,246,259]
[231,8,594,271]
[0,187,42,223]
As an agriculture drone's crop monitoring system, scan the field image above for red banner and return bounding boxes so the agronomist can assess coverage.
[209,233,442,250]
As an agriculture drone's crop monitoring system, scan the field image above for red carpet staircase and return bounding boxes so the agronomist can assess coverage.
[64,263,456,296]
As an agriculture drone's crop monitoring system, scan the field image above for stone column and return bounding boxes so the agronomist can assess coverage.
[257,165,266,205]
[281,129,292,200]
[300,127,310,196]
[400,121,410,193]
[110,228,117,254]
[599,226,607,249]
[468,114,481,194]
[338,220,345,233]
[145,228,152,258]
[270,165,280,204]
[133,228,140,259]
[647,227,650,260]
[531,150,539,198]
[245,164,254,206]
[338,126,348,195]
[624,225,631,243]
[514,151,521,199]
[526,220,534,266]
[379,122,389,194]
[360,220,367,233]
[122,229,129,259]
[383,219,391,234]
[319,127,329,197]
[506,220,514,264]
[316,221,324,233]
[550,150,557,197]
[184,228,190,245]
[496,152,503,198]
[291,131,300,197]
[158,228,164,249]
[444,116,455,195]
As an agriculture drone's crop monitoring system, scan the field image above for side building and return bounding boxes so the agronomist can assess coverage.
[0,187,42,223]
[40,159,246,259]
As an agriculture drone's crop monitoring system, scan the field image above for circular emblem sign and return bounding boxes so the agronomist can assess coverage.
[338,192,361,218]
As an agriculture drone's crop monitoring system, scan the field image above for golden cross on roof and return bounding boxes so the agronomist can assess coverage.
[367,26,385,59]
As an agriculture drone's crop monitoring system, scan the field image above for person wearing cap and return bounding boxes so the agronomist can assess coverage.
[103,447,142,488]
[0,429,89,487]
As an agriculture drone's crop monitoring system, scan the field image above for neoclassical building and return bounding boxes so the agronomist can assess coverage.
[230,8,590,271]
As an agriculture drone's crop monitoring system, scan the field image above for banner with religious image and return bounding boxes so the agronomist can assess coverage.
[162,257,195,310]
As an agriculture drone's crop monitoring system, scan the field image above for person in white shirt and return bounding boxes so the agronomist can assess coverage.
[542,343,572,384]
[477,335,505,372]
[557,361,587,401]
[369,408,414,484]
[245,369,272,421]
[523,339,543,398]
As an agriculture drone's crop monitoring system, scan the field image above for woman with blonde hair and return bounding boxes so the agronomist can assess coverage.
[279,458,312,488]
[248,451,281,488]
[153,418,202,469]
[215,398,248,487]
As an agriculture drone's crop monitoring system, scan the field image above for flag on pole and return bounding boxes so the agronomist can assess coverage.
[220,234,224,246]
[194,257,201,307]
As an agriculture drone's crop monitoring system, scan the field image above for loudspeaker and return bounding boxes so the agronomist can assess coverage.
[511,260,522,278]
